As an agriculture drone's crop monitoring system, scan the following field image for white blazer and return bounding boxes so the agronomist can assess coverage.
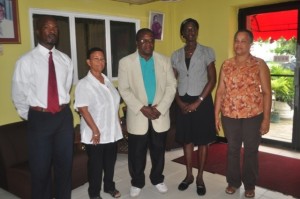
[118,51,177,135]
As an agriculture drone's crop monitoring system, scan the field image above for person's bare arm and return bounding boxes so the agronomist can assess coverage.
[214,64,225,133]
[78,106,100,144]
[187,61,217,112]
[259,61,272,135]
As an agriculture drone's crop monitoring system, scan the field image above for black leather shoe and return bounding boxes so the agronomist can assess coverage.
[178,180,193,191]
[90,196,102,199]
[196,184,206,195]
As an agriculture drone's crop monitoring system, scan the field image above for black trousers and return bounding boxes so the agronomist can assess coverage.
[85,142,118,198]
[128,121,167,188]
[27,106,74,199]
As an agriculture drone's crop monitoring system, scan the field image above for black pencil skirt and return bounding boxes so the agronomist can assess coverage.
[175,94,216,145]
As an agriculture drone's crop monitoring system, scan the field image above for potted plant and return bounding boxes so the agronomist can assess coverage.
[270,111,280,123]
[270,65,294,119]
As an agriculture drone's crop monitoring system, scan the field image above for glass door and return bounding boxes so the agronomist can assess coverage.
[238,1,300,149]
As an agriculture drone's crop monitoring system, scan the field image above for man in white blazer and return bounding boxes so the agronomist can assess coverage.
[118,28,176,197]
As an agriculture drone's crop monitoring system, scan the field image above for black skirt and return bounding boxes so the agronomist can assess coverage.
[175,94,216,145]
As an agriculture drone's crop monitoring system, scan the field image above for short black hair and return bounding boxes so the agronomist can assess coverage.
[87,47,105,59]
[234,29,254,43]
[35,15,57,31]
[135,28,154,42]
[180,18,199,36]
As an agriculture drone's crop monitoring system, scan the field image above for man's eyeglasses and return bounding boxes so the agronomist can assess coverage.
[90,58,105,62]
[139,39,154,44]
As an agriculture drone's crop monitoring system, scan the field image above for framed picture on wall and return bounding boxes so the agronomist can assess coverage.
[149,11,164,41]
[0,0,20,44]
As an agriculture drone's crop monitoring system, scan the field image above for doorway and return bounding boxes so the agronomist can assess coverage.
[238,1,300,150]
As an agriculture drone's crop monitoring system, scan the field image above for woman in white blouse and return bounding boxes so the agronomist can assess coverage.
[74,47,123,199]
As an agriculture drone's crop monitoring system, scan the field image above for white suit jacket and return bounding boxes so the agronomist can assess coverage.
[118,51,177,135]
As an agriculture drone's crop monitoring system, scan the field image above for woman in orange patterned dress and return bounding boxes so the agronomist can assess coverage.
[214,29,271,198]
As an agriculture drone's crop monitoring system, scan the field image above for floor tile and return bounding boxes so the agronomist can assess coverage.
[1,144,298,199]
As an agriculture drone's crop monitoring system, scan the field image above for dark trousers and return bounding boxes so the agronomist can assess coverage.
[27,106,74,199]
[128,121,167,188]
[85,142,118,198]
[221,114,262,190]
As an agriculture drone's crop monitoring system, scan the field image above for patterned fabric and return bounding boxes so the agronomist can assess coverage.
[221,55,264,118]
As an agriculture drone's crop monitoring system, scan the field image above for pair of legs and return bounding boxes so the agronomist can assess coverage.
[85,142,118,198]
[27,107,74,199]
[177,95,215,185]
[128,122,167,188]
[221,114,262,191]
[182,143,208,185]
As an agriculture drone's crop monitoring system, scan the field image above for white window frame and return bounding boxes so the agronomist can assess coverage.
[29,8,140,83]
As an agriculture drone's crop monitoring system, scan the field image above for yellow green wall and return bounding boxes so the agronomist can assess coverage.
[0,0,293,125]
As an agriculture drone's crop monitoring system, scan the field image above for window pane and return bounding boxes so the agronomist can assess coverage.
[75,18,106,80]
[33,14,71,57]
[110,21,136,77]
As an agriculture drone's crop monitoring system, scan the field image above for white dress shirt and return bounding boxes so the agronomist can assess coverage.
[12,44,73,120]
[74,71,123,144]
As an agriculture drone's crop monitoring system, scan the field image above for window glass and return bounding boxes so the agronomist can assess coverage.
[31,10,138,82]
[75,18,106,79]
[110,21,136,77]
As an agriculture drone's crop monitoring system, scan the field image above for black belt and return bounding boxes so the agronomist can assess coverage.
[30,104,67,112]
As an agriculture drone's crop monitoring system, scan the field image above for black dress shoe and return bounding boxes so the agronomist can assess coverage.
[90,196,102,199]
[178,180,193,191]
[196,184,206,195]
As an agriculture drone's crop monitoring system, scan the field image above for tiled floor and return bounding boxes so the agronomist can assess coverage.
[1,144,299,199]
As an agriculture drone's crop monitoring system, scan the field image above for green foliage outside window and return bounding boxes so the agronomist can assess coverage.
[272,37,297,55]
[270,64,294,107]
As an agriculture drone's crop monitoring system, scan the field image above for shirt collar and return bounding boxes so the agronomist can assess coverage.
[37,43,56,56]
[139,54,154,62]
[87,70,109,84]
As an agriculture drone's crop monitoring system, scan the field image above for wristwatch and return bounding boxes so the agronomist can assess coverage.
[199,96,204,101]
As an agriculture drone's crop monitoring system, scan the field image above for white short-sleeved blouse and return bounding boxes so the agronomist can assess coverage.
[74,71,123,144]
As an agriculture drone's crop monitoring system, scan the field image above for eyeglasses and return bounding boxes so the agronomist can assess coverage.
[90,58,105,62]
[139,39,154,44]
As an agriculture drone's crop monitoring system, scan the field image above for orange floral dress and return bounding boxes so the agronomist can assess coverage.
[221,55,264,119]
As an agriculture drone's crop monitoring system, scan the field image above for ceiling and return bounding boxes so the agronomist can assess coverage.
[111,0,179,5]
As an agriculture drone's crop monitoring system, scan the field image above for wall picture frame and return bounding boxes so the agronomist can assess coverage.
[149,11,164,41]
[0,0,20,44]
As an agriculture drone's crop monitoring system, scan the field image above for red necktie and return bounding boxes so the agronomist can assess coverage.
[47,51,60,113]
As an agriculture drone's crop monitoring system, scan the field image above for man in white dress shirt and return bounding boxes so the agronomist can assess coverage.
[12,15,74,199]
